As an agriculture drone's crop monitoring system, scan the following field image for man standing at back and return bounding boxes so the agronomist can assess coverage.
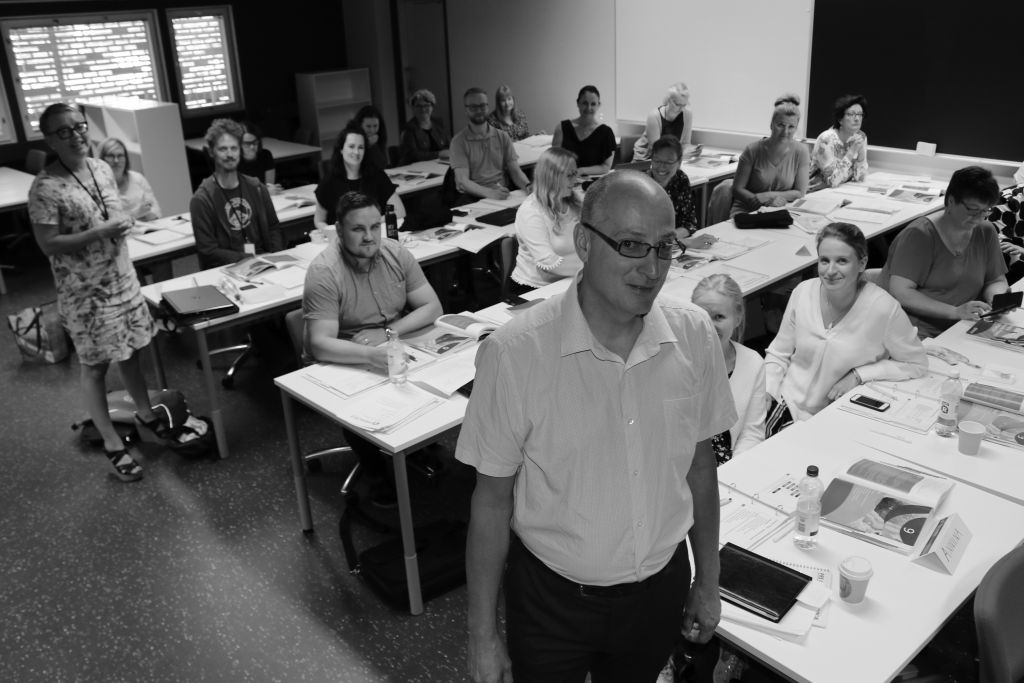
[457,170,735,682]
[191,118,282,269]
[450,87,531,203]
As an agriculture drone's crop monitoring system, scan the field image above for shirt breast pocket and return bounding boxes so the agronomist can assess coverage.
[663,393,701,473]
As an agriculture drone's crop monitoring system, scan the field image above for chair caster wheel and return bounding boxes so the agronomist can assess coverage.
[221,376,234,389]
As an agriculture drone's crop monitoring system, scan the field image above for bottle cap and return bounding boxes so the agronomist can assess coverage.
[806,465,819,477]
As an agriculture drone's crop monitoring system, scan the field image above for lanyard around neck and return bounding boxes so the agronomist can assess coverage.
[60,159,109,221]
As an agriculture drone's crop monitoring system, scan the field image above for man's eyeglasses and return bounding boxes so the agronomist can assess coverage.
[45,121,88,140]
[581,222,677,260]
[465,103,488,111]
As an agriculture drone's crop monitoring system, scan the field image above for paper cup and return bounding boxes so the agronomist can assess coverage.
[838,556,873,604]
[957,421,985,456]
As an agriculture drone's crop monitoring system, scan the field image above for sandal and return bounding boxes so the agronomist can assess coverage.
[105,447,143,482]
[134,407,171,444]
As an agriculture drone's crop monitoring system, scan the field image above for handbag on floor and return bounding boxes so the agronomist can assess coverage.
[339,508,467,611]
[7,300,69,363]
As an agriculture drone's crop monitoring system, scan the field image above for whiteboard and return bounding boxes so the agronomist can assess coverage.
[615,0,814,137]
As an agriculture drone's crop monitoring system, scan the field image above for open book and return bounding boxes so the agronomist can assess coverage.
[223,254,300,282]
[684,236,767,261]
[820,458,953,554]
[966,319,1024,352]
[403,325,474,357]
[956,382,1024,450]
[434,313,497,341]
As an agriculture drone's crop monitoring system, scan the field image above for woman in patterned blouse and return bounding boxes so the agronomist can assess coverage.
[487,84,530,141]
[647,135,717,250]
[809,94,868,190]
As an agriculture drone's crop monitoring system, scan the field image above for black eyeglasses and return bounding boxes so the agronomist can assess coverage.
[45,121,88,140]
[581,222,677,260]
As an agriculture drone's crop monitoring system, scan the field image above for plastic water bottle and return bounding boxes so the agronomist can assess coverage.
[794,466,824,550]
[385,204,399,241]
[386,328,407,384]
[934,371,963,438]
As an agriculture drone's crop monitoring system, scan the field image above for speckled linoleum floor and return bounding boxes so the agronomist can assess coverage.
[0,249,477,683]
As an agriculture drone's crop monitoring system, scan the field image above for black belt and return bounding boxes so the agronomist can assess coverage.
[513,535,686,598]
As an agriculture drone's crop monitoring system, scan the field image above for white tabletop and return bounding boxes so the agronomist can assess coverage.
[0,166,35,212]
[717,421,1024,683]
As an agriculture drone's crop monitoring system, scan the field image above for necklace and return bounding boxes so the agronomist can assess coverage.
[59,159,109,221]
[823,289,856,330]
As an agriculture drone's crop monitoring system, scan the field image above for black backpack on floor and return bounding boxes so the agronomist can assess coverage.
[339,508,467,611]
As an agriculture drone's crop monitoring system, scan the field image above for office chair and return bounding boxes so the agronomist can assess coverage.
[616,134,639,165]
[25,148,47,175]
[498,235,519,301]
[283,309,358,485]
[975,544,1024,683]
[706,179,734,226]
[204,334,255,389]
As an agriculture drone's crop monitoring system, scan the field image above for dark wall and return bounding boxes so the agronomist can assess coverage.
[808,1,1024,161]
[0,0,347,166]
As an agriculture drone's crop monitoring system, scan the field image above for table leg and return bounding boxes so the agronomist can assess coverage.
[393,449,424,615]
[700,184,709,228]
[0,267,7,295]
[281,391,313,533]
[195,329,230,459]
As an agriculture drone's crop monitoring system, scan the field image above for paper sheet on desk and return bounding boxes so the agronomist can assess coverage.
[718,488,791,550]
[137,216,193,235]
[258,266,306,289]
[132,230,182,245]
[446,224,508,253]
[678,261,768,290]
[302,363,387,398]
[518,134,553,148]
[410,346,478,397]
[346,382,444,433]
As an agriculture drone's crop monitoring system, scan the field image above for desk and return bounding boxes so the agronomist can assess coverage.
[0,167,36,295]
[184,136,322,166]
[680,149,741,227]
[275,367,470,615]
[716,423,1024,683]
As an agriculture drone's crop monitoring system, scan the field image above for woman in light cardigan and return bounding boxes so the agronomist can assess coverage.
[765,222,927,434]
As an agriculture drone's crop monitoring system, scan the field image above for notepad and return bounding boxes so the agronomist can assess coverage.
[718,543,812,623]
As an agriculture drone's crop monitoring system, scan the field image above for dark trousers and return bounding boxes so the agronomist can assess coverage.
[505,535,691,683]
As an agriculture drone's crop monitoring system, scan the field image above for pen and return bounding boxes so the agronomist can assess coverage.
[720,497,732,507]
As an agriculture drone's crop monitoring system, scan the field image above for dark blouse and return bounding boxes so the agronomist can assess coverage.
[314,170,398,225]
[658,169,698,231]
[398,118,451,164]
[558,120,616,168]
[239,148,275,183]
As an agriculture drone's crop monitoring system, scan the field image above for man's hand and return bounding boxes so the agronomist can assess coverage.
[681,577,720,644]
[468,631,513,683]
[489,186,511,200]
[353,328,388,347]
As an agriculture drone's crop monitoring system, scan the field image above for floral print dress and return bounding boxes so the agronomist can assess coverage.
[28,158,154,365]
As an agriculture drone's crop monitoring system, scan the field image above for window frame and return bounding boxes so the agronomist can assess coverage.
[164,5,245,118]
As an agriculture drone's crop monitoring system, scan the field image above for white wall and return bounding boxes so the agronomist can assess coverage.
[446,0,616,137]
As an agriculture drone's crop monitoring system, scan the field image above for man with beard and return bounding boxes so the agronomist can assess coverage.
[302,190,442,506]
[191,118,282,269]
[450,87,531,203]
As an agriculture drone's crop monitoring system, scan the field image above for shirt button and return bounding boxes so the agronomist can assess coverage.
[633,470,639,477]
[627,418,635,425]
[637,521,644,528]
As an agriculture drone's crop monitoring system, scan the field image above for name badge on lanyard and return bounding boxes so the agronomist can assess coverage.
[244,241,256,255]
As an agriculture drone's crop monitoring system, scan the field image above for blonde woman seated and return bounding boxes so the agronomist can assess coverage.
[509,148,583,292]
[633,82,694,162]
[731,94,809,216]
[692,273,766,461]
[765,222,927,435]
[98,137,160,221]
[809,94,868,191]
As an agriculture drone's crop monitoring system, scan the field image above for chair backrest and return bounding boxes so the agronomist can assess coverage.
[25,148,47,175]
[706,179,734,225]
[499,235,519,300]
[863,268,882,285]
[975,544,1024,683]
[616,134,639,165]
[284,308,306,366]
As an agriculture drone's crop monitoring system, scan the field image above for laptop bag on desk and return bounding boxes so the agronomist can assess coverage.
[160,285,239,324]
[476,206,520,226]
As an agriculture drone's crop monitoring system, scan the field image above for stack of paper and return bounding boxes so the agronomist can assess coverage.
[345,382,444,433]
[303,362,387,398]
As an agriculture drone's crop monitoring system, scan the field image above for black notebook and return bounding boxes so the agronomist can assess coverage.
[161,285,239,322]
[718,543,812,623]
[476,206,520,227]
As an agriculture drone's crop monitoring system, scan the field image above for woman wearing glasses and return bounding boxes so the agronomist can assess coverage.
[765,222,926,434]
[237,121,279,190]
[551,85,616,176]
[510,148,583,291]
[731,94,809,215]
[632,82,693,163]
[398,89,450,164]
[28,103,163,482]
[809,94,868,191]
[647,135,716,250]
[878,166,1009,338]
[97,137,160,221]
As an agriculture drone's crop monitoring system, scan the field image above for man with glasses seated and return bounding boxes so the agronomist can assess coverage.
[448,87,531,206]
[879,165,1009,338]
[458,170,734,682]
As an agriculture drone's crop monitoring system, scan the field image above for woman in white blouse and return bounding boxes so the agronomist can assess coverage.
[510,147,583,291]
[809,94,868,191]
[98,137,160,221]
[765,222,927,435]
[692,273,766,461]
